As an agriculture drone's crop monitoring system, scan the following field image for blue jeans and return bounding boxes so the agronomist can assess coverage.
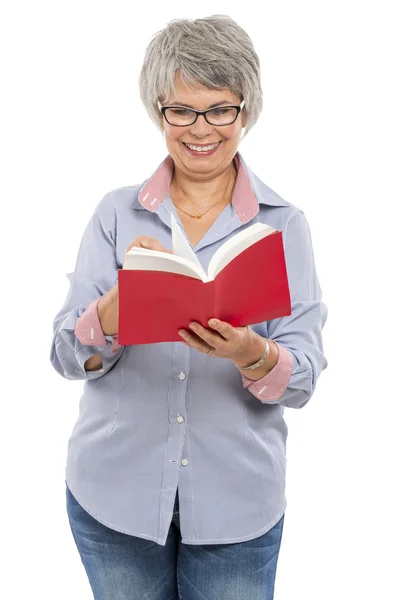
[66,483,284,600]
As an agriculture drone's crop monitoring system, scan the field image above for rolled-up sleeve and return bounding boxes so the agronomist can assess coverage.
[50,191,125,381]
[75,297,122,353]
[254,210,328,408]
[241,341,293,401]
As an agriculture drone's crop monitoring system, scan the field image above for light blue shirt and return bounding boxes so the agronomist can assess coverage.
[50,152,328,546]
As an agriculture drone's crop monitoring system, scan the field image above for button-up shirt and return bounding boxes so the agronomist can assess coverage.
[50,151,328,546]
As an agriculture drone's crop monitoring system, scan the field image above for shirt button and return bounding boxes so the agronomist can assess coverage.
[181,459,189,466]
[177,415,184,423]
[178,371,186,380]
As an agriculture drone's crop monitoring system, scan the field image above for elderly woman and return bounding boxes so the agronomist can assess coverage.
[51,14,328,600]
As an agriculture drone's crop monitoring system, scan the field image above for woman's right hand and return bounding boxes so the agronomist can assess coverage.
[97,237,172,336]
[125,236,173,255]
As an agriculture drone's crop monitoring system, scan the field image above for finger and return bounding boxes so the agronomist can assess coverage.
[125,240,143,254]
[187,322,225,349]
[126,237,172,254]
[207,319,237,341]
[139,237,172,253]
[178,328,213,354]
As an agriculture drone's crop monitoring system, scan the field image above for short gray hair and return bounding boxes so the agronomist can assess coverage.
[139,15,263,138]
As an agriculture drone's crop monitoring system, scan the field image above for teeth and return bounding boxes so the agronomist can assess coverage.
[185,142,220,152]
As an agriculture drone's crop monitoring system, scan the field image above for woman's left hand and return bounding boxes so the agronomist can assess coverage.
[178,319,265,368]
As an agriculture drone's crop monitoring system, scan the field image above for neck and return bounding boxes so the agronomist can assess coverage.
[170,161,237,209]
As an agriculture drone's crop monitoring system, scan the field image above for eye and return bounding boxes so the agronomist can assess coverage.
[170,108,192,116]
[209,108,231,116]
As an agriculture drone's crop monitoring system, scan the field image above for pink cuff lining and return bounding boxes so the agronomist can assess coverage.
[241,342,292,402]
[110,336,122,353]
[74,297,122,353]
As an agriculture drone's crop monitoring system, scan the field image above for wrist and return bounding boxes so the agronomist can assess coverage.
[234,337,279,381]
[97,294,116,336]
[232,334,266,369]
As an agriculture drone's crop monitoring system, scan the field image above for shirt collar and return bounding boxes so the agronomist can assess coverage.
[133,151,288,225]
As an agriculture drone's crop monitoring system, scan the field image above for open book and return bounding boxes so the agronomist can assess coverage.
[118,214,291,344]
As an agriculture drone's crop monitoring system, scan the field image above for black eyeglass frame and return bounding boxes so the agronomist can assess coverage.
[157,100,245,127]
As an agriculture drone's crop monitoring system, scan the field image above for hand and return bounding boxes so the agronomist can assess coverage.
[125,236,173,255]
[98,237,172,336]
[97,281,119,336]
[178,319,266,368]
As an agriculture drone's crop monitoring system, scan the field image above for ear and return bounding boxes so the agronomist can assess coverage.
[241,106,248,128]
[159,119,166,139]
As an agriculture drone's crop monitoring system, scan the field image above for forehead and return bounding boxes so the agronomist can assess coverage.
[165,72,241,107]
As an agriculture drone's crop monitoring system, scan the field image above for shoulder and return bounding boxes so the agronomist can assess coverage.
[241,159,315,248]
[90,181,149,225]
[101,182,144,212]
[246,169,304,231]
[252,172,299,214]
[240,155,301,222]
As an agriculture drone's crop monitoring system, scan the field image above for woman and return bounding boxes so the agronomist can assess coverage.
[51,15,328,600]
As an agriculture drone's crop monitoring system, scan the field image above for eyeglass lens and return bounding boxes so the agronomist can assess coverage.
[165,107,238,126]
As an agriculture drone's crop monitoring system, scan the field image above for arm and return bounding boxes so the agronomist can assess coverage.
[50,191,125,381]
[238,339,293,401]
[240,210,328,408]
[85,353,103,371]
[74,294,123,372]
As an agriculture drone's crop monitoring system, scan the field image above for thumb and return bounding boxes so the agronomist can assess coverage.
[141,239,173,253]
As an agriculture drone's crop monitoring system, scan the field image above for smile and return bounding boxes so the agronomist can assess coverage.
[182,141,222,155]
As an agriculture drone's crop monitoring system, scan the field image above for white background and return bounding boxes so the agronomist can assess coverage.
[1,1,399,598]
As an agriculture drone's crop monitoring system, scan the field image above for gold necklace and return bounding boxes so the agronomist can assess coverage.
[173,197,227,219]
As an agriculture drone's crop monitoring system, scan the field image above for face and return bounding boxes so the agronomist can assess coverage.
[161,72,246,181]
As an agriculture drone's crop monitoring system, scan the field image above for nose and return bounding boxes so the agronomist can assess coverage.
[188,114,215,137]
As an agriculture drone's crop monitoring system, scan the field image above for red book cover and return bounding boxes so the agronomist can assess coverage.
[118,231,291,345]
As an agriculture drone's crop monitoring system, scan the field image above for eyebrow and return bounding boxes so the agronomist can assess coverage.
[167,101,233,109]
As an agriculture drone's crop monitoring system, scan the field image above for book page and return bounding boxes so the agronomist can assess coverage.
[123,247,206,281]
[207,222,275,280]
[170,213,205,274]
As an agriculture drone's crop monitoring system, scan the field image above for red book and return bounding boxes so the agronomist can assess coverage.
[118,218,291,345]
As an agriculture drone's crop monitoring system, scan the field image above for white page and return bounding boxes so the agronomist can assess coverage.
[207,222,275,280]
[123,218,275,283]
[170,212,205,276]
[123,247,206,281]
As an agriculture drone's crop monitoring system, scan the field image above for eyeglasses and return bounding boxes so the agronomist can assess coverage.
[157,100,245,127]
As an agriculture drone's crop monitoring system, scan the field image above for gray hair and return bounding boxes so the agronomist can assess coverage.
[139,15,263,138]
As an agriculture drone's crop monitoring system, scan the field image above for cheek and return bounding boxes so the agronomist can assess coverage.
[163,123,184,143]
[221,123,243,142]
